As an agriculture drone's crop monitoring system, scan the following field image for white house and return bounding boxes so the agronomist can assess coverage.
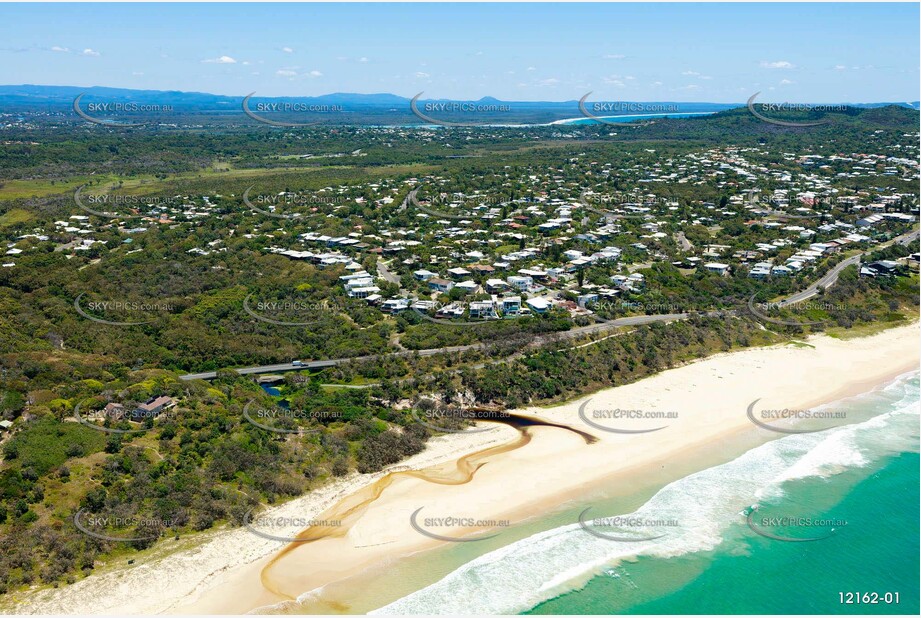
[454,280,479,294]
[507,275,533,291]
[348,285,380,299]
[469,300,498,319]
[413,269,437,281]
[501,296,522,315]
[435,302,466,318]
[485,278,509,293]
[771,265,792,276]
[525,297,551,314]
[428,278,454,293]
[748,262,772,279]
[381,298,410,313]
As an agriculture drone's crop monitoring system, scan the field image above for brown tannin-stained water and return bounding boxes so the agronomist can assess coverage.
[259,410,597,599]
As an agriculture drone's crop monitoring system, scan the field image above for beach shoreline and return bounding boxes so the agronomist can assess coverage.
[10,322,920,616]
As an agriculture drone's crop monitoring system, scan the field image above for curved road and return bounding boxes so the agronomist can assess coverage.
[179,313,687,381]
[782,254,860,305]
[180,229,917,381]
[783,229,917,305]
[376,259,401,285]
[397,188,418,213]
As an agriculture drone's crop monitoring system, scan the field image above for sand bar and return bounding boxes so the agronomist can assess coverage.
[11,323,919,615]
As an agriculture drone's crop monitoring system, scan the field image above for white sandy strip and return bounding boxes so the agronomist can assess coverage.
[9,426,517,616]
[176,324,921,615]
[10,323,919,615]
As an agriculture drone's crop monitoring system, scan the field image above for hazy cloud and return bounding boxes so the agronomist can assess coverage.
[203,55,236,64]
[760,60,794,69]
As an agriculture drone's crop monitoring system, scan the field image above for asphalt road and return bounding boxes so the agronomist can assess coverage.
[180,229,917,381]
[376,259,401,285]
[783,230,918,305]
[179,313,689,380]
[397,188,417,213]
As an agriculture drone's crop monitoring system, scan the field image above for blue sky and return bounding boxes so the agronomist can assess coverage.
[1,3,918,102]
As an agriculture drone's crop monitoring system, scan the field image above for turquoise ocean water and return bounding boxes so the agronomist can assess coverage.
[373,372,920,615]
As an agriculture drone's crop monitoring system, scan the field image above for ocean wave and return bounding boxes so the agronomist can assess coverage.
[372,372,919,615]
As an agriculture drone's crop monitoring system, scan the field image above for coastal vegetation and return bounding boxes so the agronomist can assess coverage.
[0,104,917,595]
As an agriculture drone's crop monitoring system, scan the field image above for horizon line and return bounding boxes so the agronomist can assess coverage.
[2,84,919,107]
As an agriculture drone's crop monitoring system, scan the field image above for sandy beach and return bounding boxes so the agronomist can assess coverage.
[11,323,920,616]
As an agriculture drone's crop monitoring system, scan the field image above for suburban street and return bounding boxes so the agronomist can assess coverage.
[180,229,917,381]
[179,313,689,380]
[783,229,918,305]
[376,259,401,285]
[396,187,418,213]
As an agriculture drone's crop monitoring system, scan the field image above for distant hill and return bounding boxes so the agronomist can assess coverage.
[0,84,916,125]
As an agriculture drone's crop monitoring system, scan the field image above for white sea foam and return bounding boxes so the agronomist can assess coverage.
[372,372,919,615]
